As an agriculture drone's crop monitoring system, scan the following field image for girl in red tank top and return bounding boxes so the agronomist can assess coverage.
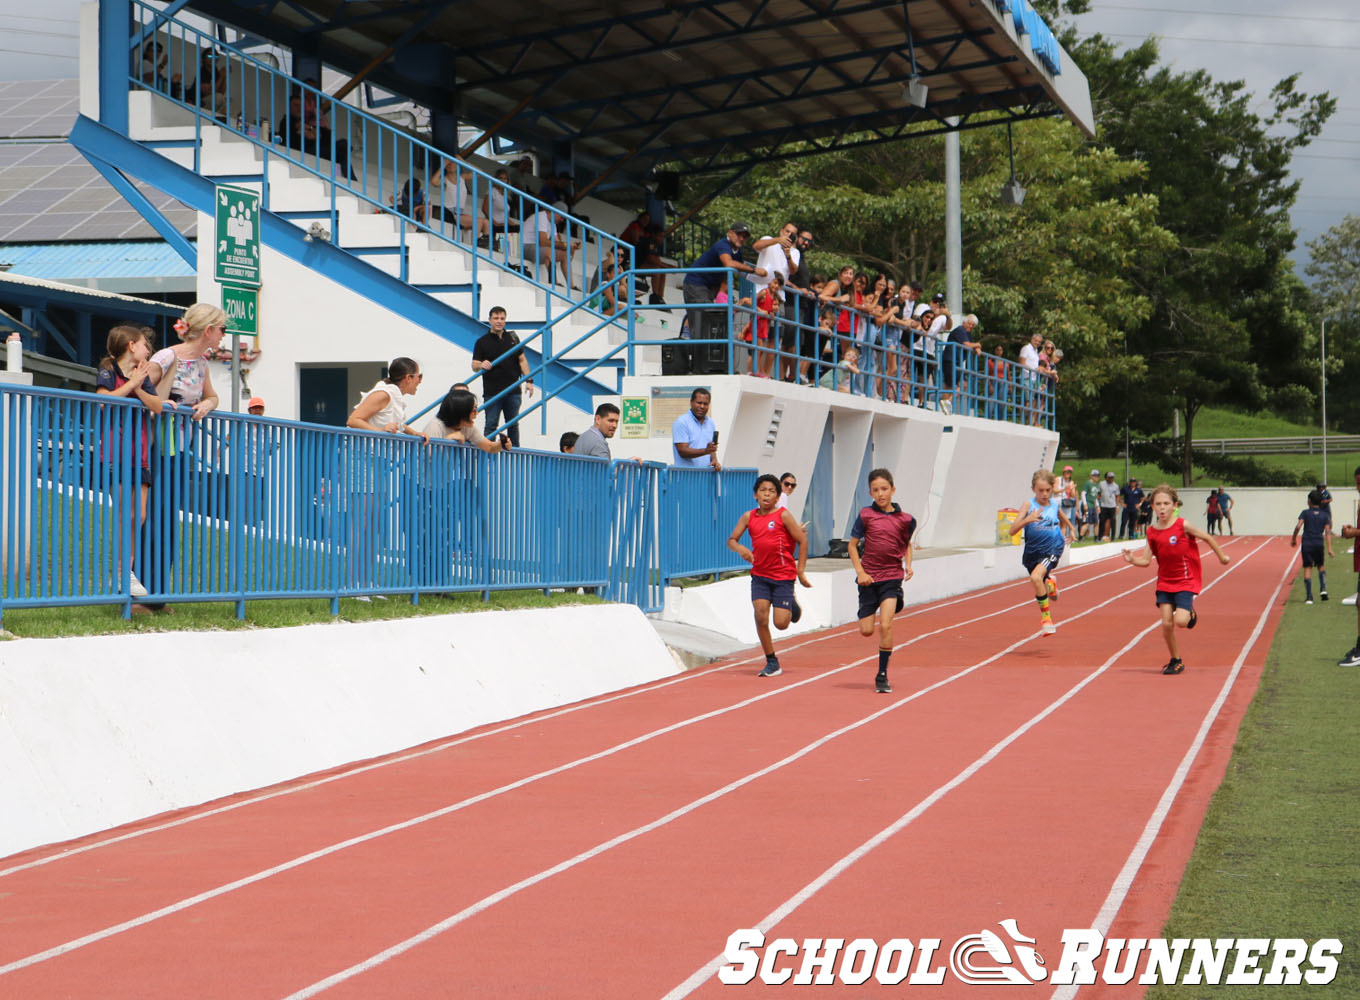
[728,474,811,677]
[1122,484,1230,675]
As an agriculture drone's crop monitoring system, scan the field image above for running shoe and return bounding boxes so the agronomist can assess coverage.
[1339,647,1360,668]
[1040,614,1057,636]
[1046,576,1059,601]
[129,573,148,598]
[791,598,802,624]
[1321,591,1329,602]
[1305,599,1314,606]
[875,674,892,694]
[1187,608,1198,630]
[1162,658,1185,675]
[758,661,782,678]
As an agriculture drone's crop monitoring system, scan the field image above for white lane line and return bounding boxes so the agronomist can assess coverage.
[1050,541,1293,1000]
[280,558,1213,1000]
[663,538,1275,999]
[0,557,1143,881]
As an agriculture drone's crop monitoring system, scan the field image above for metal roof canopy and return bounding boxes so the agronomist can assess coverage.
[185,0,1093,176]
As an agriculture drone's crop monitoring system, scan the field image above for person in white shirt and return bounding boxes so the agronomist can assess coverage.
[749,222,800,295]
[1017,331,1045,422]
[524,205,580,287]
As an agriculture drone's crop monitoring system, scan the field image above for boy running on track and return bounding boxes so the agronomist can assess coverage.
[1122,483,1230,675]
[1010,468,1074,636]
[727,473,812,677]
[1290,489,1333,604]
[848,468,916,694]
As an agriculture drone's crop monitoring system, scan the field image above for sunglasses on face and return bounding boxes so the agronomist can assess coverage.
[781,480,797,488]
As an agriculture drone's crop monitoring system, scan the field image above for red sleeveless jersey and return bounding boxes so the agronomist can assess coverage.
[1145,516,1203,593]
[747,506,797,580]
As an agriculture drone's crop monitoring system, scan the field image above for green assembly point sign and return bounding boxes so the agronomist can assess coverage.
[222,285,259,336]
[215,183,261,288]
[620,396,649,438]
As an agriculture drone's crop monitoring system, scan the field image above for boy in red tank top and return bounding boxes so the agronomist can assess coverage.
[1122,484,1230,674]
[727,473,812,677]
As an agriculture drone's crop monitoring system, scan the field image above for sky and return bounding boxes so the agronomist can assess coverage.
[0,1,1354,269]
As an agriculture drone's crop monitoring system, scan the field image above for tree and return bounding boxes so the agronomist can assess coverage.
[1306,215,1360,433]
[690,118,1172,452]
[1070,36,1333,482]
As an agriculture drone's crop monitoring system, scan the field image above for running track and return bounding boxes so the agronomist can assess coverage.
[0,537,1295,998]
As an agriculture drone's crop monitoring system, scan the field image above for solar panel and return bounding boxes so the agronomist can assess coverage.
[0,79,197,244]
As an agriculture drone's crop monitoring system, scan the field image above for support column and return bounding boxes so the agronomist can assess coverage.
[945,118,962,313]
[99,0,131,133]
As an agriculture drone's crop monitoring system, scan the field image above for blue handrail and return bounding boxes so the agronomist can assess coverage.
[0,382,756,623]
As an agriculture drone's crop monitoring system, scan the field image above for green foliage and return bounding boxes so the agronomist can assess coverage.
[1130,439,1314,487]
[670,23,1333,473]
[1306,215,1360,434]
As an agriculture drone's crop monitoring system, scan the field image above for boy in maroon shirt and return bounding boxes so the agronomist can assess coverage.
[848,468,916,693]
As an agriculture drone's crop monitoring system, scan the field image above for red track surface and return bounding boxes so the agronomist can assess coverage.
[0,538,1295,999]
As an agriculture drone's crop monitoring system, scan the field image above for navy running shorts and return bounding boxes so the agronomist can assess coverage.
[1300,545,1325,568]
[1022,549,1062,577]
[751,574,796,610]
[857,579,905,621]
[1155,590,1196,612]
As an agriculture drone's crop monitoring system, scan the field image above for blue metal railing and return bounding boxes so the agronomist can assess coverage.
[0,383,755,623]
[126,0,631,325]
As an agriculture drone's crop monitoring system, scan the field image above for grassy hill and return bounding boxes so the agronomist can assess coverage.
[1064,407,1357,488]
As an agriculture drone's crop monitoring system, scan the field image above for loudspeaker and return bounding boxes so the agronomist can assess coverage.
[691,342,728,375]
[661,340,692,376]
[654,172,680,201]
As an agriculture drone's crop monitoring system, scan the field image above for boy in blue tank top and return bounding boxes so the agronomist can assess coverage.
[1010,469,1074,635]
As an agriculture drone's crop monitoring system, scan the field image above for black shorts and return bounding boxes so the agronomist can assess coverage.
[751,574,795,610]
[1155,590,1196,612]
[1300,545,1326,568]
[1022,549,1062,577]
[857,579,905,621]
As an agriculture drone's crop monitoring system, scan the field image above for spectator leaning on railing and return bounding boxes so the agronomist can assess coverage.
[682,223,766,342]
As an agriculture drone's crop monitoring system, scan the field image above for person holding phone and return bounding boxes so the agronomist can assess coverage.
[672,387,721,470]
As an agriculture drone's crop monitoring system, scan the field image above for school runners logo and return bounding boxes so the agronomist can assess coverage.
[949,919,1047,985]
[718,924,1341,986]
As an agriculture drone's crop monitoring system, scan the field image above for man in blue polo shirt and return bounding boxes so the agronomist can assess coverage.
[671,387,722,469]
[681,222,767,341]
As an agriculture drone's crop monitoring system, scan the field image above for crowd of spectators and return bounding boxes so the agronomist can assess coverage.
[677,223,1066,419]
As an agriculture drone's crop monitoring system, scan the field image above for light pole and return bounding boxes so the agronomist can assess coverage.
[1321,316,1331,486]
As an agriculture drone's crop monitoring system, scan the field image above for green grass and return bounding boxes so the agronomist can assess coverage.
[1064,406,1357,487]
[1145,549,1360,997]
[1187,406,1327,440]
[1073,452,1360,490]
[0,588,602,640]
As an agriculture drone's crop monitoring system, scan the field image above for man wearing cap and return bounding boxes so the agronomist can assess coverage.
[241,396,271,526]
[1079,469,1101,540]
[1058,465,1078,529]
[1119,476,1145,540]
[682,223,767,344]
[1098,471,1121,542]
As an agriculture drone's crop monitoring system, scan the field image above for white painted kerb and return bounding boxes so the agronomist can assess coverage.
[0,604,678,860]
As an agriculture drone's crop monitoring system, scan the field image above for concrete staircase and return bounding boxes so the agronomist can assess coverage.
[127,91,676,376]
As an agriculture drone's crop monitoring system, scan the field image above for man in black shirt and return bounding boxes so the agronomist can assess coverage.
[471,306,535,447]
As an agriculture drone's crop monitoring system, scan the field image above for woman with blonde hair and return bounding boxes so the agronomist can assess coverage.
[134,304,226,611]
[150,302,224,419]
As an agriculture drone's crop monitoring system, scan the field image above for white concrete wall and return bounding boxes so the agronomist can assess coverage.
[614,375,1060,548]
[0,603,679,860]
[661,544,1036,644]
[1168,487,1360,535]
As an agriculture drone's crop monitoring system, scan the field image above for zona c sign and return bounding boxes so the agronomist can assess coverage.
[222,285,259,336]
